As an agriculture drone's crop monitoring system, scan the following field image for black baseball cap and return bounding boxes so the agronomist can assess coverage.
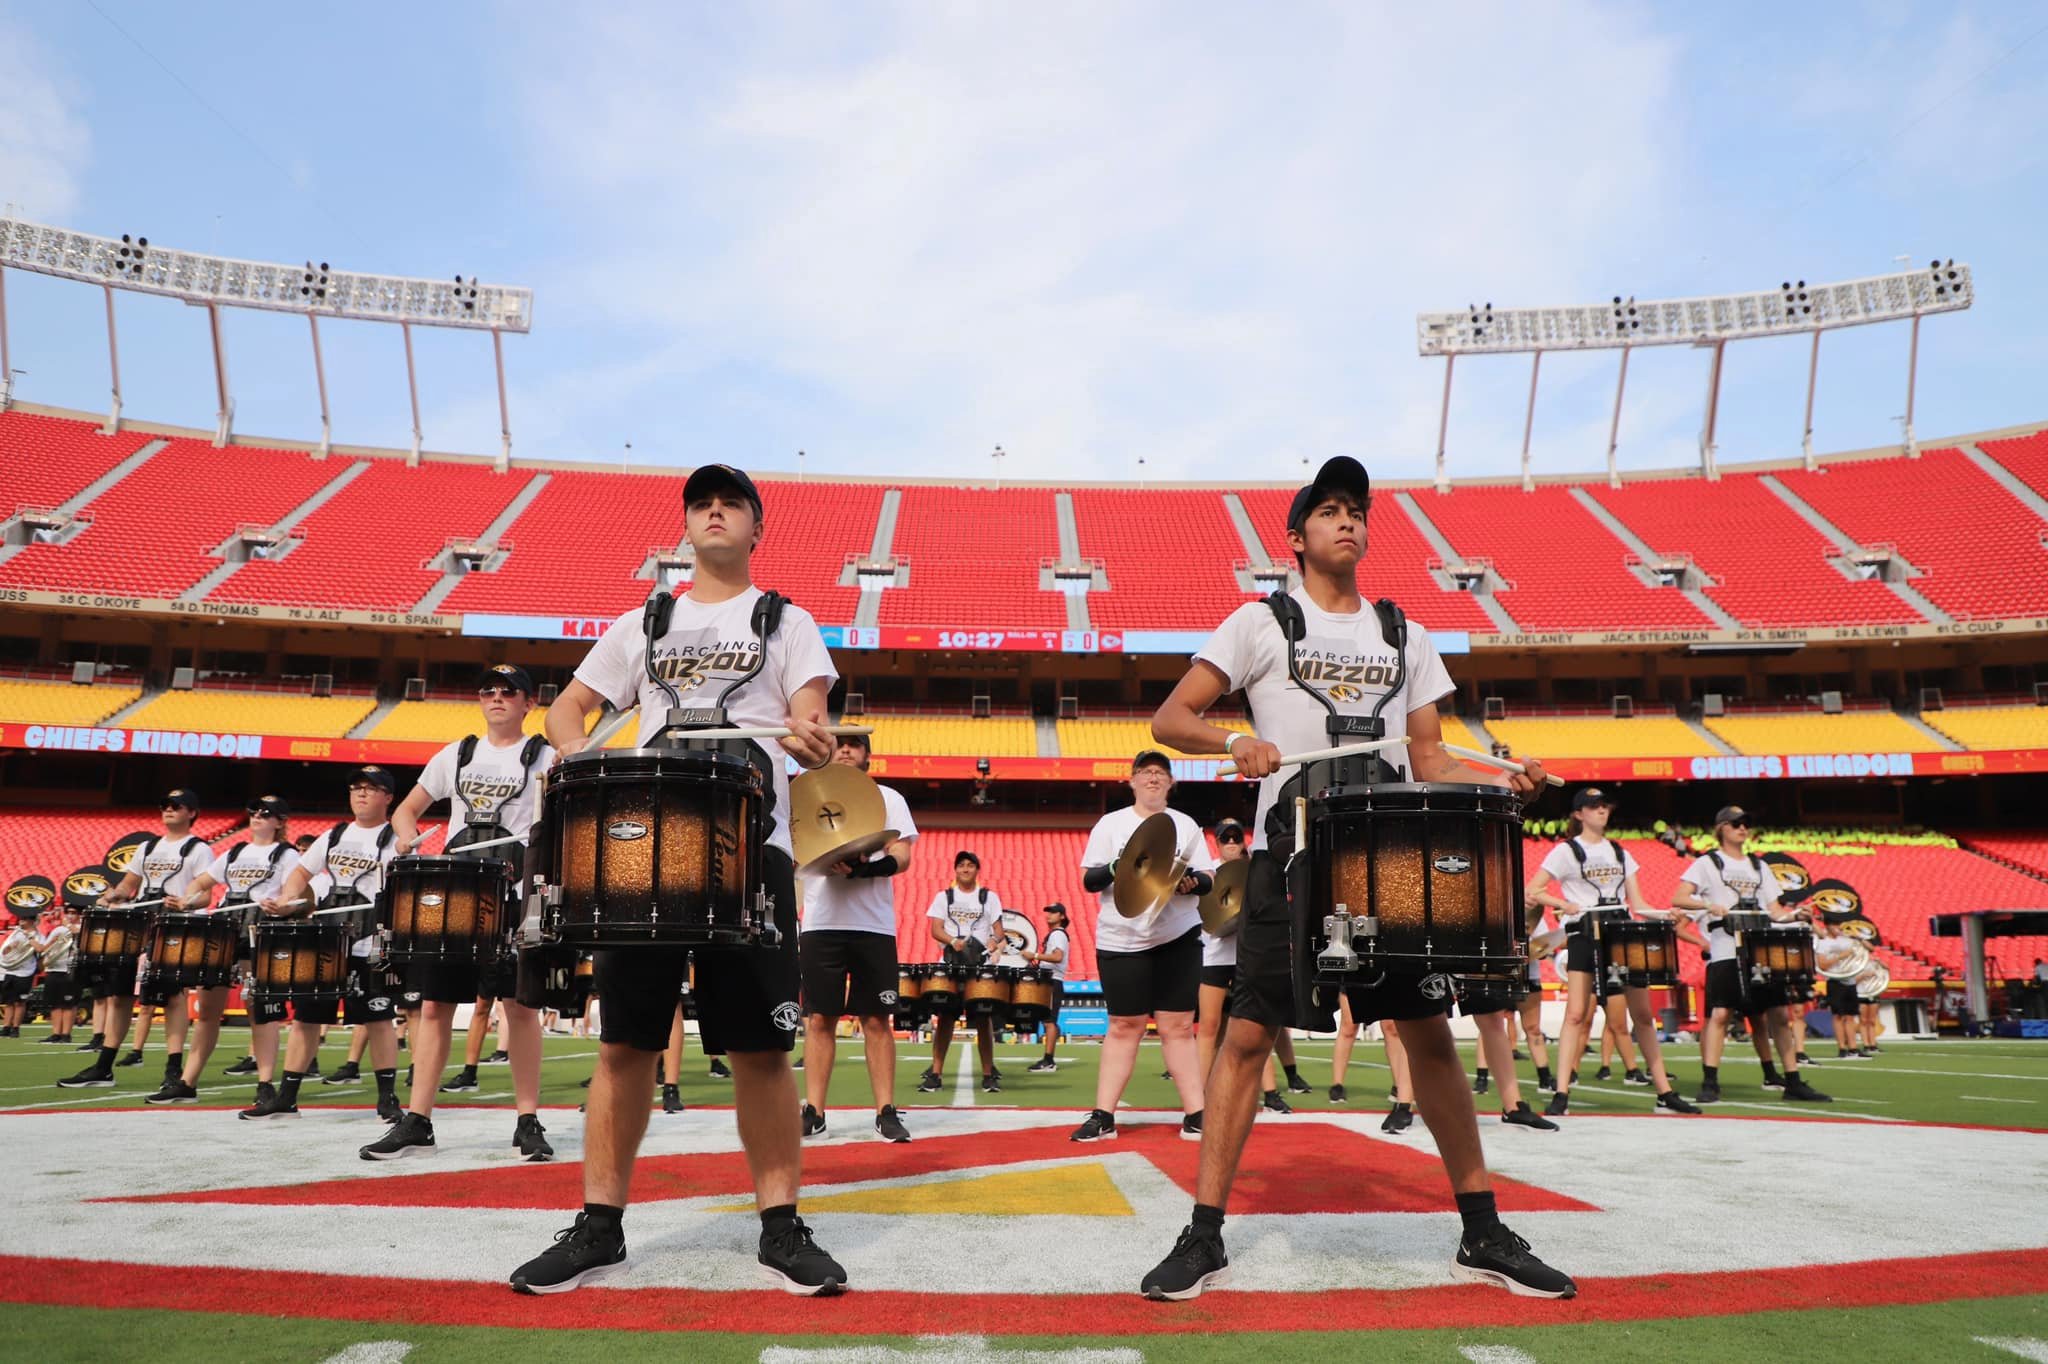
[163,788,199,810]
[954,850,981,869]
[1714,805,1749,828]
[683,464,764,518]
[1571,787,1614,811]
[1215,818,1245,843]
[835,730,872,752]
[1044,901,1068,920]
[351,766,397,795]
[248,795,290,818]
[1132,750,1173,773]
[476,662,534,694]
[1286,456,1371,532]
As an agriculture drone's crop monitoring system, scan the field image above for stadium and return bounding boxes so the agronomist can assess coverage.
[3,10,2048,1362]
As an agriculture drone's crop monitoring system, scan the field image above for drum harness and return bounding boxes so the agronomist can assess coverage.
[1566,837,1631,989]
[448,732,551,950]
[220,839,291,947]
[940,887,991,969]
[1709,850,1792,986]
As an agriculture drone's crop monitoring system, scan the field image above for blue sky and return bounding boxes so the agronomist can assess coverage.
[3,2,2046,485]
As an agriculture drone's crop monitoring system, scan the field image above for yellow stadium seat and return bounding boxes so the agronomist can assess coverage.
[1056,718,1190,759]
[121,690,376,739]
[0,679,141,726]
[1437,714,1490,754]
[1704,711,1948,755]
[855,713,1037,758]
[370,700,551,744]
[1488,716,1721,760]
[1925,705,2048,751]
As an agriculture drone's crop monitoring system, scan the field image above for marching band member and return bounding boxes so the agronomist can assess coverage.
[1815,920,1866,1059]
[242,767,404,1121]
[1525,788,1701,1118]
[151,795,299,1106]
[1196,820,1290,1115]
[1071,751,1214,1144]
[42,908,81,1045]
[919,851,1005,1095]
[509,464,847,1296]
[1139,457,1573,1300]
[1,913,39,1036]
[1024,902,1070,1071]
[371,663,555,1161]
[1672,807,1831,1105]
[797,732,918,1143]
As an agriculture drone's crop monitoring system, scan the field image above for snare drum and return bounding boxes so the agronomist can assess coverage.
[538,748,767,947]
[77,906,152,990]
[142,912,241,994]
[1743,926,1816,1000]
[1596,916,1679,989]
[514,943,595,1019]
[1010,967,1056,1025]
[920,963,967,1016]
[1306,783,1526,978]
[964,964,1017,1019]
[380,855,513,964]
[894,962,930,1027]
[250,919,351,1009]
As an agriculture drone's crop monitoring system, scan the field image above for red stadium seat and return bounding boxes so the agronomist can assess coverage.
[0,411,154,513]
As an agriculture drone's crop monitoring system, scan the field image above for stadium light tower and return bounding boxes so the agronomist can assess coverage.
[0,217,534,471]
[1417,262,1973,491]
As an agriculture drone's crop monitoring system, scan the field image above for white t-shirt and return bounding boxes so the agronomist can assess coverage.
[299,822,398,957]
[39,924,76,974]
[1681,850,1783,964]
[1,926,37,978]
[418,733,556,845]
[800,784,919,937]
[206,841,302,910]
[1196,590,1456,853]
[572,587,839,857]
[1201,927,1236,969]
[1040,927,1070,981]
[1082,805,1216,954]
[1536,837,1635,929]
[1814,934,1862,979]
[136,834,213,899]
[927,884,1004,947]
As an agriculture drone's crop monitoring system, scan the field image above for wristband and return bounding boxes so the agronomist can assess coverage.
[1224,731,1250,755]
[846,854,898,879]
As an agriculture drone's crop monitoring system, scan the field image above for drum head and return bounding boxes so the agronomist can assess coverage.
[995,911,1039,957]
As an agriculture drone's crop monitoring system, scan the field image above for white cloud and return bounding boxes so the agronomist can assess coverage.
[0,18,88,220]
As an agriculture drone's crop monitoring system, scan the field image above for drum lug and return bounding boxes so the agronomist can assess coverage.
[1318,904,1364,974]
[754,889,781,948]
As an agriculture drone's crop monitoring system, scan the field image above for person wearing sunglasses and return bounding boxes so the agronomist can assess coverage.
[1672,806,1830,1105]
[375,664,556,1162]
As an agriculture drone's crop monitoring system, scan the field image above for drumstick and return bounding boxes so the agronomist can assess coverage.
[1217,735,1409,776]
[1442,742,1566,788]
[402,824,442,853]
[585,705,640,750]
[105,897,171,912]
[436,831,524,855]
[662,724,874,742]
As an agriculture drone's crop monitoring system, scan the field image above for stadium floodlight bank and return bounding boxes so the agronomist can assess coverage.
[1416,263,1974,491]
[0,216,534,469]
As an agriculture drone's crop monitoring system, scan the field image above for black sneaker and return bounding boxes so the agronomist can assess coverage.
[758,1216,846,1296]
[708,1058,732,1079]
[1328,1083,1348,1104]
[361,1112,437,1160]
[1783,1078,1833,1103]
[1140,1223,1230,1300]
[485,1049,510,1064]
[1452,1223,1577,1298]
[253,1081,277,1106]
[661,1085,685,1114]
[1472,1071,1491,1095]
[1027,1057,1057,1072]
[404,1065,414,1088]
[981,1073,1002,1094]
[305,1059,322,1077]
[323,1062,361,1086]
[440,1068,480,1093]
[509,1212,627,1294]
[163,1056,181,1084]
[802,1103,828,1138]
[991,1066,1004,1083]
[1262,1089,1293,1115]
[1535,1069,1555,1092]
[239,1090,298,1120]
[1071,1109,1117,1142]
[1859,1047,1877,1058]
[1181,1111,1204,1141]
[1695,1083,1722,1105]
[1285,1071,1312,1095]
[116,1050,144,1068]
[1624,1068,1651,1087]
[1796,1052,1815,1066]
[1501,1102,1558,1132]
[1380,1102,1414,1134]
[377,1092,403,1123]
[223,1055,258,1076]
[875,1105,910,1143]
[1545,1092,1569,1117]
[74,1035,104,1052]
[1655,1090,1702,1115]
[1594,1065,1612,1081]
[1760,1074,1785,1091]
[917,1069,942,1094]
[145,1079,198,1105]
[57,1064,115,1089]
[792,1054,805,1070]
[514,1113,555,1161]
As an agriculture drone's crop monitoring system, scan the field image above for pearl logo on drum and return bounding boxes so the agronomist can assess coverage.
[419,893,444,907]
[1432,854,1473,874]
[606,820,650,841]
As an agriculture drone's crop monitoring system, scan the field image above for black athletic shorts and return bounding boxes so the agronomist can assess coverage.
[1705,957,1766,1018]
[1098,926,1201,1017]
[246,994,288,1025]
[799,930,898,1019]
[1824,980,1861,1016]
[595,846,799,1055]
[1564,921,1626,999]
[0,975,30,1003]
[1199,964,1236,993]
[407,954,523,1007]
[295,962,401,1027]
[1230,850,1457,1031]
[1456,975,1519,1018]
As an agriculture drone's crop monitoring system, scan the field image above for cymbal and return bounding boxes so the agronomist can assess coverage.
[1198,857,1249,936]
[789,765,899,877]
[1113,812,1187,920]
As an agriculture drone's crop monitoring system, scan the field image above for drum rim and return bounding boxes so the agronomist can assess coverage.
[553,745,762,776]
[389,853,515,872]
[1312,780,1523,804]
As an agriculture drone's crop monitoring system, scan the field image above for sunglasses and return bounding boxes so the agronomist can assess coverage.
[1725,820,1749,829]
[478,685,521,698]
[247,808,280,819]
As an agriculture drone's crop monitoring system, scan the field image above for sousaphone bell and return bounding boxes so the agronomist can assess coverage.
[789,765,900,876]
[1113,812,1189,920]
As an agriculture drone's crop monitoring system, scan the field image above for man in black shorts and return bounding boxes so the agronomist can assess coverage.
[508,464,847,1296]
[1138,457,1573,1301]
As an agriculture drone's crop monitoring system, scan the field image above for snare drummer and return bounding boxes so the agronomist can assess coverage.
[796,731,918,1144]
[1024,903,1071,1071]
[918,851,1005,1096]
[243,767,404,1122]
[1139,457,1573,1301]
[1072,751,1214,1144]
[1672,808,1830,1105]
[370,663,555,1161]
[58,789,212,1092]
[510,463,847,1297]
[1525,789,1700,1118]
[150,796,300,1107]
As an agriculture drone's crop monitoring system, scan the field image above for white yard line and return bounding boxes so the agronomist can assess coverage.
[953,1033,976,1106]
[1975,1337,2048,1362]
[1959,1095,2039,1105]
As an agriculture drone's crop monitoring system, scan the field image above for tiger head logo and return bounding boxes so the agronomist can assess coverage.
[65,870,111,899]
[1806,886,1861,919]
[6,883,54,914]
